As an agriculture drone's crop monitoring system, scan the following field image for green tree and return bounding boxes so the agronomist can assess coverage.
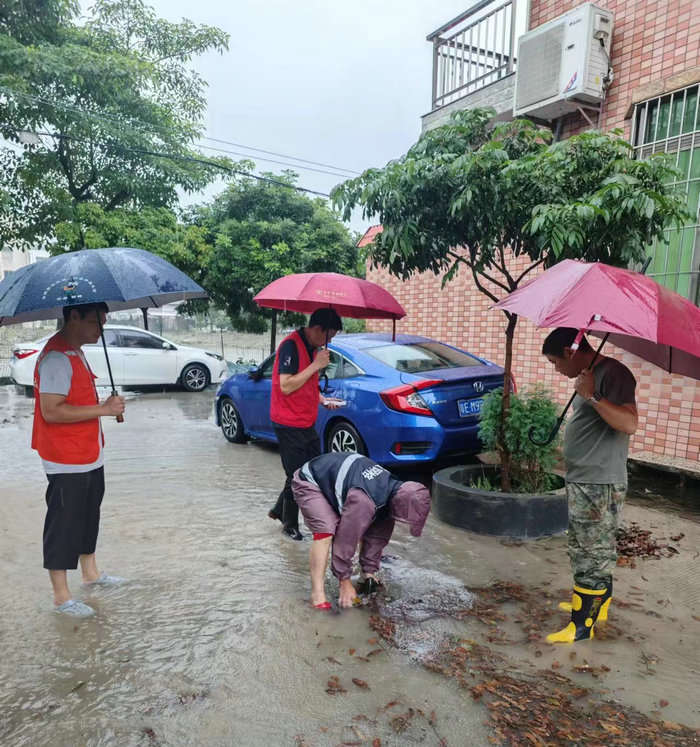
[0,0,230,250]
[192,171,361,332]
[54,202,210,284]
[332,107,687,491]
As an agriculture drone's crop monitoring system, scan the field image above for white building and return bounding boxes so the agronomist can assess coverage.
[0,246,50,281]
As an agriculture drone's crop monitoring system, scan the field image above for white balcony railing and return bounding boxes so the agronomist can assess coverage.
[429,0,517,110]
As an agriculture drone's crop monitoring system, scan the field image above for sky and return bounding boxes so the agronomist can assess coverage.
[136,0,475,232]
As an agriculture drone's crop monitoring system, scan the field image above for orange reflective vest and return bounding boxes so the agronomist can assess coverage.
[32,333,103,464]
[270,331,319,429]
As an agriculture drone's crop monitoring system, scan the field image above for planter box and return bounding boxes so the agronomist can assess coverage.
[432,464,567,538]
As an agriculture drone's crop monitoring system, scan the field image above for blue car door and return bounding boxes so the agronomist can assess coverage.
[245,355,275,438]
[316,350,358,435]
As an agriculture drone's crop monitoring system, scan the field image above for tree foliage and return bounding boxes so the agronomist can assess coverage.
[332,107,687,490]
[478,386,561,494]
[333,108,686,293]
[0,0,230,249]
[187,171,361,332]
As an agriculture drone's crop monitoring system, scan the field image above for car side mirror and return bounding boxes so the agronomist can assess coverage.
[320,372,329,392]
[162,342,175,350]
[247,366,260,380]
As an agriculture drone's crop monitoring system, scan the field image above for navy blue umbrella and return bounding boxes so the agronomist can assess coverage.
[0,247,208,421]
[0,247,207,325]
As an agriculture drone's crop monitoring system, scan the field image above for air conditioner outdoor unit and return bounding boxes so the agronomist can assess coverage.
[513,3,613,120]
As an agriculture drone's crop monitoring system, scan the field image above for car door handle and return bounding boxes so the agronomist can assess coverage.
[124,352,138,356]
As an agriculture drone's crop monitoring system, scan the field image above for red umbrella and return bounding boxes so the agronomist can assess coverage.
[493,259,700,380]
[492,258,700,444]
[253,272,406,320]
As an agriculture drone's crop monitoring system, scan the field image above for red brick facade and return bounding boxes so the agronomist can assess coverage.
[365,0,700,462]
[532,0,700,137]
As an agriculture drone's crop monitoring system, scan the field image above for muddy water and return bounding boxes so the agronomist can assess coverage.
[0,388,488,746]
[1,387,699,746]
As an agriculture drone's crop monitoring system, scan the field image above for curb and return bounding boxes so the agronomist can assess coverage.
[432,464,568,538]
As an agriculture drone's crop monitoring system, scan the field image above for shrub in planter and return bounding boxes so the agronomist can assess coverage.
[478,385,561,494]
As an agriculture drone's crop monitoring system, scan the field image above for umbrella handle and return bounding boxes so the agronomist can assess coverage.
[98,316,124,424]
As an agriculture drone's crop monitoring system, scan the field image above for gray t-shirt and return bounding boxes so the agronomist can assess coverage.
[38,350,104,475]
[563,357,636,485]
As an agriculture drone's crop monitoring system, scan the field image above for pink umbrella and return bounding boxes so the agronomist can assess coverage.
[494,259,700,379]
[254,272,405,320]
[254,272,406,345]
[493,258,700,443]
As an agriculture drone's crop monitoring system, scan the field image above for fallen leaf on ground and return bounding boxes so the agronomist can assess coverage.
[659,699,669,708]
[325,675,347,695]
[348,648,356,655]
[367,648,383,657]
[352,678,370,690]
[368,638,378,645]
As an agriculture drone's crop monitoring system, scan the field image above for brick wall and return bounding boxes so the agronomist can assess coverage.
[365,0,700,462]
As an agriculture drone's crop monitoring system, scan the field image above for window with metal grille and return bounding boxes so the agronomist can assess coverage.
[632,84,700,304]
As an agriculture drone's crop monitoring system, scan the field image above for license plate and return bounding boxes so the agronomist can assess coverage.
[458,398,483,417]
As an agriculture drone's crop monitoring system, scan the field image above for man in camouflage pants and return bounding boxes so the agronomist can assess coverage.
[542,328,638,643]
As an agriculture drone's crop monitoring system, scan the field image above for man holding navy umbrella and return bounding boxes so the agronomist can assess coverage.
[33,303,125,617]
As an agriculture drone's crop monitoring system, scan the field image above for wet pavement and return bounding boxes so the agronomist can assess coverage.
[1,386,699,746]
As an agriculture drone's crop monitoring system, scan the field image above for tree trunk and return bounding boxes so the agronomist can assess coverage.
[499,313,518,492]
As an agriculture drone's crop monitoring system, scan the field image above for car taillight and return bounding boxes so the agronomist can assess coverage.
[13,348,39,360]
[379,379,442,416]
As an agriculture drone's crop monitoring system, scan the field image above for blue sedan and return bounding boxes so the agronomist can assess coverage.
[214,333,506,465]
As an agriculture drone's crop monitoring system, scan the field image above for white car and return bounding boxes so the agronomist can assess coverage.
[10,325,229,394]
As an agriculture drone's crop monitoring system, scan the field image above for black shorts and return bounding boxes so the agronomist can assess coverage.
[43,467,105,570]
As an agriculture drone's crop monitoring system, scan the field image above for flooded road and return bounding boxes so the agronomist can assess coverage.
[1,386,699,746]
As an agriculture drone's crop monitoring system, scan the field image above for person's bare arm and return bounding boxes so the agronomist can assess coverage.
[589,400,638,435]
[279,348,330,395]
[575,369,638,435]
[40,393,125,423]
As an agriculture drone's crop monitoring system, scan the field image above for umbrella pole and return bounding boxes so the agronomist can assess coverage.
[270,310,277,354]
[529,256,653,446]
[392,318,396,342]
[98,315,124,424]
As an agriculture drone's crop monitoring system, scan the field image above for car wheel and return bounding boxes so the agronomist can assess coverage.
[219,398,248,443]
[327,421,367,456]
[181,363,209,392]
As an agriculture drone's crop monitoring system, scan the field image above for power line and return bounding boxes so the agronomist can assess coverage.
[0,87,361,177]
[191,141,354,178]
[198,135,359,175]
[30,129,332,197]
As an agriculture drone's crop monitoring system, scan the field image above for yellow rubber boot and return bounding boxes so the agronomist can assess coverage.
[547,585,608,643]
[559,580,611,621]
